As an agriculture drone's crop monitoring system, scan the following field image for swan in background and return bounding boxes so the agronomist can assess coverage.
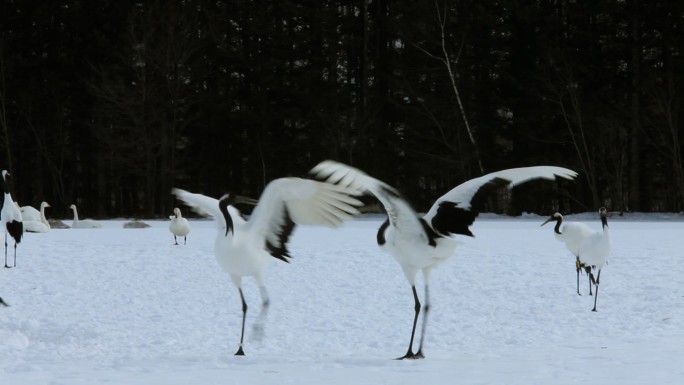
[21,201,51,228]
[2,170,23,268]
[172,175,363,356]
[69,204,103,228]
[311,161,578,359]
[169,207,190,245]
[23,220,49,233]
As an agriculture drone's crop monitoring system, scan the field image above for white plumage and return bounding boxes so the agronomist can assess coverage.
[23,220,49,233]
[69,204,103,229]
[311,160,578,359]
[169,207,190,245]
[21,201,51,229]
[1,170,23,268]
[172,176,362,356]
[541,213,595,295]
[578,207,611,312]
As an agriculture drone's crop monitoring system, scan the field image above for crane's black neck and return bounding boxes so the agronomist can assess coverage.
[554,216,563,235]
[218,195,235,236]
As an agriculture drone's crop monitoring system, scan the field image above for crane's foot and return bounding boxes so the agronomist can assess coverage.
[0,297,8,307]
[235,346,245,356]
[396,350,424,360]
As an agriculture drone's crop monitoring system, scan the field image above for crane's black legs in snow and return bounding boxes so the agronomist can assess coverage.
[415,285,430,359]
[584,266,593,295]
[0,297,8,307]
[184,236,187,245]
[397,285,426,360]
[235,288,247,356]
[575,257,581,296]
[4,233,9,268]
[591,270,602,312]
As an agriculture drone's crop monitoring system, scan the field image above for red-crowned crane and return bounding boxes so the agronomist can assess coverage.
[1,170,23,268]
[578,207,611,312]
[541,213,595,295]
[311,161,578,359]
[172,176,362,356]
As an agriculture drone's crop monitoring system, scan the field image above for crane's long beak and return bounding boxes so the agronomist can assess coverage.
[540,217,554,227]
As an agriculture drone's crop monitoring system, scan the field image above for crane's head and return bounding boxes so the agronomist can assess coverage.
[173,207,181,218]
[540,212,562,227]
[69,204,77,210]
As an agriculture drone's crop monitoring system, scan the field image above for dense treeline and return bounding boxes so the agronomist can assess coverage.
[0,0,682,218]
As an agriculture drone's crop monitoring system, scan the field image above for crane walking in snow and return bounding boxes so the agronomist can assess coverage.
[541,213,595,295]
[578,207,611,312]
[172,174,362,356]
[311,161,578,359]
[2,170,23,268]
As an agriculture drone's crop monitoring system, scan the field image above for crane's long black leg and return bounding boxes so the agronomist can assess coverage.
[235,288,248,356]
[576,257,581,296]
[397,285,421,360]
[0,297,8,307]
[4,232,9,268]
[414,284,430,359]
[592,270,602,312]
[173,235,178,245]
[183,236,187,245]
[585,266,593,295]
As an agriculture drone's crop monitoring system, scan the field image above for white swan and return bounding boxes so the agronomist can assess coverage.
[69,204,103,228]
[169,207,190,245]
[21,201,51,229]
[23,220,49,233]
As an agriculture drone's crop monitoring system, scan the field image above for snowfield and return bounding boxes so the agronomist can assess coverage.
[1,213,683,384]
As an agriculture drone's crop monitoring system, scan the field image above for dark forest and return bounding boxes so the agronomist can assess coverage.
[0,0,682,218]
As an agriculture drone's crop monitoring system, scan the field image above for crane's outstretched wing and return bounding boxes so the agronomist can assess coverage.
[310,161,431,244]
[246,177,363,261]
[423,166,578,237]
[171,188,246,228]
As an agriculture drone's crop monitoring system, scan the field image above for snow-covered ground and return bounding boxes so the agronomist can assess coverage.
[1,213,683,384]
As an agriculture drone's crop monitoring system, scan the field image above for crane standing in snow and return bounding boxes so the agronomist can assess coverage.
[1,170,23,268]
[311,161,578,359]
[541,213,595,295]
[578,207,612,312]
[172,175,362,356]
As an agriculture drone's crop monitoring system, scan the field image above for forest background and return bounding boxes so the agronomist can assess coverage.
[0,0,682,218]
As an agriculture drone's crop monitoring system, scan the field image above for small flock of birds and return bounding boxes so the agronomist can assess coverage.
[0,170,103,305]
[1,161,614,359]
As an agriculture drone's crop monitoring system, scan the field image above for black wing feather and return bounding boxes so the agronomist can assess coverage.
[431,177,510,236]
[265,208,296,263]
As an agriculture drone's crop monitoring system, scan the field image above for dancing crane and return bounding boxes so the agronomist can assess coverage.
[311,161,577,359]
[172,176,362,356]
